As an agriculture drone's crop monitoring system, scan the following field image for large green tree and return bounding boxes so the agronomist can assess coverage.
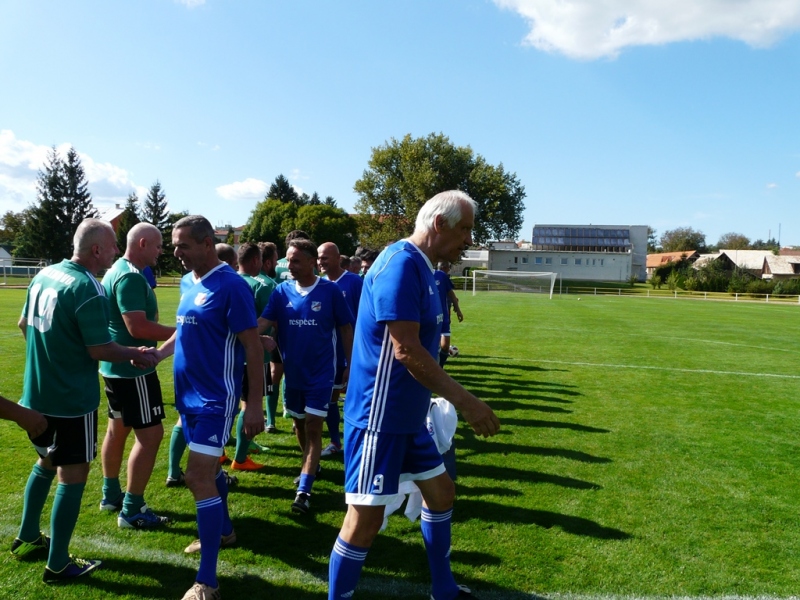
[116,192,141,254]
[267,174,301,205]
[15,146,97,262]
[659,227,707,253]
[717,232,750,250]
[241,199,298,255]
[294,204,358,256]
[353,133,525,248]
[141,181,169,230]
[0,210,27,248]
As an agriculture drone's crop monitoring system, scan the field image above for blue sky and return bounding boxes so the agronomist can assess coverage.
[1,0,799,246]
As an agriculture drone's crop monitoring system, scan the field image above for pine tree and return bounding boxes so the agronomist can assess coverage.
[116,192,141,254]
[141,181,169,230]
[62,146,97,230]
[267,174,300,205]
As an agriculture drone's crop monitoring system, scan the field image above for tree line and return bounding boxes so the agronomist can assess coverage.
[648,226,781,254]
[1,133,527,272]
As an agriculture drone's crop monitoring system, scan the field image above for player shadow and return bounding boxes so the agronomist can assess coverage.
[456,438,612,464]
[498,417,610,433]
[90,556,326,600]
[457,499,631,540]
[456,462,601,490]
[485,399,572,413]
[451,357,569,374]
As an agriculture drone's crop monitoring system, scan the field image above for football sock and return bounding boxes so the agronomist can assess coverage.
[421,507,458,600]
[439,350,449,367]
[265,384,279,427]
[168,424,187,479]
[297,473,315,495]
[102,476,122,503]
[48,482,85,572]
[215,469,233,536]
[234,410,248,463]
[325,400,341,447]
[328,536,368,600]
[18,463,55,541]
[195,496,223,588]
[122,492,145,516]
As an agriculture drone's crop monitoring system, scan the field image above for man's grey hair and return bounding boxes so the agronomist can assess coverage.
[74,218,115,256]
[127,222,161,246]
[174,215,215,244]
[414,190,477,235]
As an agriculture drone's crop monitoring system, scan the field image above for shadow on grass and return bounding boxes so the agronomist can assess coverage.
[499,417,610,433]
[450,358,565,373]
[457,462,601,490]
[457,438,612,464]
[486,400,572,413]
[457,499,631,540]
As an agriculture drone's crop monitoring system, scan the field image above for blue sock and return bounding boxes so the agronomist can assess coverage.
[215,470,233,536]
[328,536,368,600]
[19,463,55,541]
[325,401,341,447]
[298,473,315,495]
[421,507,458,600]
[195,496,223,589]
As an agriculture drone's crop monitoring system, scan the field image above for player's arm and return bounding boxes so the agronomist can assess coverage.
[0,395,47,438]
[387,320,499,438]
[237,327,265,439]
[256,316,277,352]
[121,311,176,341]
[338,322,354,386]
[18,316,27,340]
[153,331,177,361]
[87,342,158,369]
[448,290,463,322]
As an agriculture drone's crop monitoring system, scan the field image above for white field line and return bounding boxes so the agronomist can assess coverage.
[496,357,800,380]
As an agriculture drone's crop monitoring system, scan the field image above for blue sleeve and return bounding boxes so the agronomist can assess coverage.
[373,254,422,324]
[332,284,354,327]
[261,286,282,321]
[226,279,257,333]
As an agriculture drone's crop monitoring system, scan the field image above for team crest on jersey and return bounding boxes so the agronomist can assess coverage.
[194,293,208,306]
[311,301,321,312]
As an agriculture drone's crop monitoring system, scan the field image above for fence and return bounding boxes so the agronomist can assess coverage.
[0,258,49,285]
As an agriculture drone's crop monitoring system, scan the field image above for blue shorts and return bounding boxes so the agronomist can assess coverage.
[284,387,331,419]
[343,423,445,506]
[181,412,234,457]
[441,320,451,336]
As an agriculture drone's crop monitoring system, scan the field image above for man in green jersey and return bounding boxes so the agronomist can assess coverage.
[14,218,157,583]
[228,242,275,470]
[256,242,282,432]
[98,223,176,528]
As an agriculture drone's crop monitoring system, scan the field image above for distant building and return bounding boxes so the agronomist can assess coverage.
[214,226,246,252]
[98,204,126,232]
[486,225,648,282]
[646,250,700,279]
[696,249,800,281]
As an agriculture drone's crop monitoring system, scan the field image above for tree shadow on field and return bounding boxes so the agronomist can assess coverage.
[456,462,601,490]
[498,417,610,433]
[458,499,631,540]
[451,357,570,375]
[457,437,612,464]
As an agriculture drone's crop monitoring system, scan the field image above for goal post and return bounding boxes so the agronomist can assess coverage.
[472,270,558,299]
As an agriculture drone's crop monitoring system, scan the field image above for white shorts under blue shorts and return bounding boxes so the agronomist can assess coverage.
[343,423,446,506]
[284,387,332,419]
[181,412,234,457]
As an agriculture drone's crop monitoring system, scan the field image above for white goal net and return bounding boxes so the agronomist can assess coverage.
[472,270,557,299]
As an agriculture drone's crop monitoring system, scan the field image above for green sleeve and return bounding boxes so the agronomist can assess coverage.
[115,272,150,314]
[76,295,112,347]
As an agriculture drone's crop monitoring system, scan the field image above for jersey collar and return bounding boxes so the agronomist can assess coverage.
[403,239,435,273]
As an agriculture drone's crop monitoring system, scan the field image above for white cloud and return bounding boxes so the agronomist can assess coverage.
[766,182,778,189]
[493,0,800,59]
[176,0,205,8]
[215,178,268,201]
[197,141,220,151]
[796,171,800,178]
[0,129,144,213]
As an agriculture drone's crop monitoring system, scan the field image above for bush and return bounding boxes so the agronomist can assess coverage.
[684,276,699,291]
[773,278,800,296]
[745,279,775,297]
[666,270,682,291]
[649,275,662,290]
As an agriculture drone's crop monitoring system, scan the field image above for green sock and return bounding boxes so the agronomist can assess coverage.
[168,424,187,479]
[266,386,279,427]
[122,492,145,516]
[234,410,248,463]
[102,476,122,503]
[48,482,85,572]
[18,463,55,541]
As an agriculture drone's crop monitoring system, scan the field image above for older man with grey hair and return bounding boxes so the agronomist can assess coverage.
[327,191,499,600]
[14,218,157,583]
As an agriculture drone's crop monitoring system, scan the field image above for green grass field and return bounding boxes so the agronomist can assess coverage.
[1,287,799,599]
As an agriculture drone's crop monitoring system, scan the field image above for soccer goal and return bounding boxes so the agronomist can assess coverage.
[472,270,558,299]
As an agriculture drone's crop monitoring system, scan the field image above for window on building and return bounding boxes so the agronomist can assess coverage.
[575,258,582,265]
[545,258,552,265]
[513,256,518,264]
[561,258,568,265]
[522,257,528,264]
[534,257,542,264]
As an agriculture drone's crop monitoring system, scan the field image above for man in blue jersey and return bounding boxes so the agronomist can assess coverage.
[258,238,354,514]
[434,261,463,368]
[154,215,265,600]
[327,191,500,600]
[317,242,363,457]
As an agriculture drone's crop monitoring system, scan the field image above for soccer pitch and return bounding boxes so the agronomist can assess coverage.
[1,287,799,599]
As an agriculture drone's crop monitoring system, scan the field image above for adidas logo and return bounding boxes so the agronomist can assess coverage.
[208,434,219,443]
[286,301,293,307]
[340,591,355,598]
